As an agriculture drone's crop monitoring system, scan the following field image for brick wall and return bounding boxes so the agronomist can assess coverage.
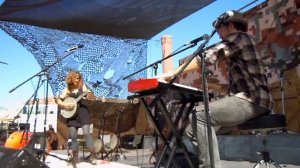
[178,0,300,132]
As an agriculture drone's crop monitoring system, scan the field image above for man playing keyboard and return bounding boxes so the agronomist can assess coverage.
[158,10,273,168]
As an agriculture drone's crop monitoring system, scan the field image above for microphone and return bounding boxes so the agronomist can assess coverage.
[184,34,209,46]
[66,44,84,52]
[217,10,234,20]
[213,10,235,28]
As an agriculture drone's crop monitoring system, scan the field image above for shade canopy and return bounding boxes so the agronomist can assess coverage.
[0,0,215,39]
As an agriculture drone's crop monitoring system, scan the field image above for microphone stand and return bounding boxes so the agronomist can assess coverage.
[166,29,217,168]
[151,63,160,158]
[14,73,46,167]
[9,48,79,94]
[0,61,8,65]
[42,72,49,162]
[123,39,202,166]
[9,47,82,163]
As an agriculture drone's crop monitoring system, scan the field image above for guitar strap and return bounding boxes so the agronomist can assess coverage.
[77,88,90,108]
[69,88,83,98]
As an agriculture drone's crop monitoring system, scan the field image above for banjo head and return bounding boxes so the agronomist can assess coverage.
[60,98,77,119]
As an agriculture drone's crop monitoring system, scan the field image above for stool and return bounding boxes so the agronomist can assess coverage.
[238,113,286,168]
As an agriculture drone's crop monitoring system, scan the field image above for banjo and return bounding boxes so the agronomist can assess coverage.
[60,92,88,119]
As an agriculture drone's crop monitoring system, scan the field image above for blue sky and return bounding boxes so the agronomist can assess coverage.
[0,0,265,111]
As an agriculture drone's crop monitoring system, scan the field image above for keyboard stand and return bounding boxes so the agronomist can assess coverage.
[128,84,202,168]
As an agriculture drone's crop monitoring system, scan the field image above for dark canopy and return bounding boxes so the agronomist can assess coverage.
[0,0,215,39]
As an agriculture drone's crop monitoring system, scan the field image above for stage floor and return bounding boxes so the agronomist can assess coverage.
[45,148,300,168]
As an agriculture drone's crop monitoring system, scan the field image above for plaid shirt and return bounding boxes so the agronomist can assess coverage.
[203,32,273,110]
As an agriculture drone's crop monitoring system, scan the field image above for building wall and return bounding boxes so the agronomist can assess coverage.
[178,0,300,132]
[19,98,58,133]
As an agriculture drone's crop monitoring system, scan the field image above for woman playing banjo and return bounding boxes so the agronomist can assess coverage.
[55,70,97,165]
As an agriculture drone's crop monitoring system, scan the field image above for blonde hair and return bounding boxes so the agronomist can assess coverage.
[65,70,84,91]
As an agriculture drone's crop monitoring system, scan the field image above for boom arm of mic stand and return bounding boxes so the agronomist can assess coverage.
[168,32,212,85]
[122,44,196,80]
[9,49,78,93]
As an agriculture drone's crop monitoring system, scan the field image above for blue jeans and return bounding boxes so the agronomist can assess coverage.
[185,96,269,168]
[69,124,94,151]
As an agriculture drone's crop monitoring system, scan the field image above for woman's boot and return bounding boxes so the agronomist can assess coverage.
[88,149,97,165]
[72,150,79,164]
